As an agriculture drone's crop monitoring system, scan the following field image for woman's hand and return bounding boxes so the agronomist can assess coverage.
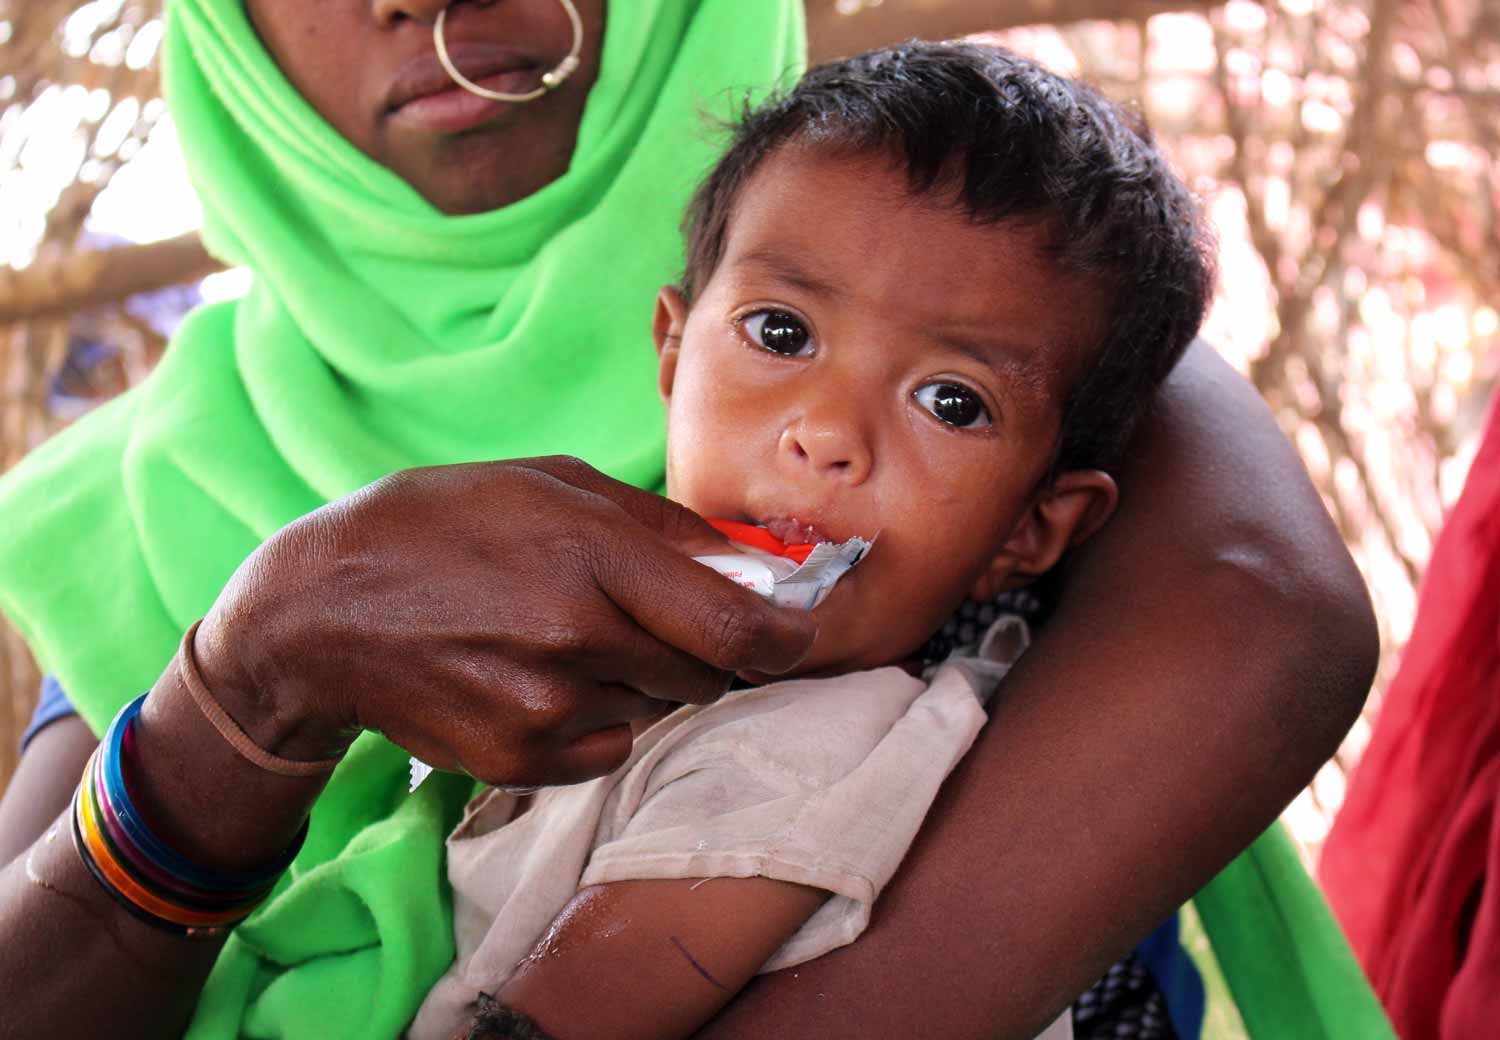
[195,455,818,787]
[0,457,815,1040]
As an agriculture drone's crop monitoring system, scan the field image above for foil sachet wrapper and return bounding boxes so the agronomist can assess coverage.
[690,533,871,611]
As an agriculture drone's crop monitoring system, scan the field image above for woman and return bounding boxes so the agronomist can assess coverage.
[0,1,1375,1037]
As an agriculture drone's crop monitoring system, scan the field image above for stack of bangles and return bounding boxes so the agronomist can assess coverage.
[71,621,340,937]
[71,692,303,937]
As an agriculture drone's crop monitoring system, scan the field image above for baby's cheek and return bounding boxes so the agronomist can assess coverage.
[661,441,701,508]
[816,584,951,671]
[890,563,987,649]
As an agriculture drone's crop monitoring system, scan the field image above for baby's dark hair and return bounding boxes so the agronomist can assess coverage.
[682,41,1216,473]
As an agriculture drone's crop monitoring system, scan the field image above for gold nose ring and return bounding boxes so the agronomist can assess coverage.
[433,0,584,104]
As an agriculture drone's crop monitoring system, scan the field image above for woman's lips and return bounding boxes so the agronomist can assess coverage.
[390,77,534,133]
[386,48,545,133]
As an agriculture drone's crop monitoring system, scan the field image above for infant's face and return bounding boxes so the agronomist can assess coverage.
[658,148,1108,675]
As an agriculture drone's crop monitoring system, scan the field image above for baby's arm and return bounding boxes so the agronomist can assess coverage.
[465,876,829,1040]
[456,663,987,1039]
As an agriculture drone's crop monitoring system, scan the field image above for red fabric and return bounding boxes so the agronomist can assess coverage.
[1321,398,1500,1040]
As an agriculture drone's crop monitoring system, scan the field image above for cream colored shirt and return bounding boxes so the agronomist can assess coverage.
[410,619,1038,1040]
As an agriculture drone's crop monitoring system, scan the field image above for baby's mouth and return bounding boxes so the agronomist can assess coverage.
[760,516,837,547]
[706,517,861,565]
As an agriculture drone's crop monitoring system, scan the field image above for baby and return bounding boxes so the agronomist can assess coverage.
[412,40,1214,1040]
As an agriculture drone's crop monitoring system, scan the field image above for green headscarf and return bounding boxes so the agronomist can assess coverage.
[0,0,804,1035]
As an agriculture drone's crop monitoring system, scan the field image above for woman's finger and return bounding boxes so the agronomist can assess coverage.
[547,724,637,787]
[511,456,731,555]
[549,681,669,745]
[444,676,658,785]
[506,456,818,676]
[587,520,818,677]
[572,615,733,707]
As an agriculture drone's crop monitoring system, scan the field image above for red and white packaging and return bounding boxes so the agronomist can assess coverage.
[691,520,871,611]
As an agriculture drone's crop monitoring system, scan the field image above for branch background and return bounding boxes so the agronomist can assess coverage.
[2,0,1497,871]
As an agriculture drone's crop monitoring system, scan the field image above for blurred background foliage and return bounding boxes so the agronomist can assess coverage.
[2,0,1497,869]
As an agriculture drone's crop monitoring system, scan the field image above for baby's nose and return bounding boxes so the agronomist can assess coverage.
[778,418,873,485]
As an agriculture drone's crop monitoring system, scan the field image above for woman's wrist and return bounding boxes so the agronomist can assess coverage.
[72,693,305,937]
[192,605,358,766]
[120,645,338,875]
[183,619,350,773]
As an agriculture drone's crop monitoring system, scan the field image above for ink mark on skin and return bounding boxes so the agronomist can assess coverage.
[669,934,728,991]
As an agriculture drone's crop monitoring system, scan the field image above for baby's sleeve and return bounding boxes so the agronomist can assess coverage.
[579,661,992,972]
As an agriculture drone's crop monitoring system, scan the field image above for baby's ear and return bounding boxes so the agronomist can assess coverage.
[971,470,1118,600]
[653,286,689,404]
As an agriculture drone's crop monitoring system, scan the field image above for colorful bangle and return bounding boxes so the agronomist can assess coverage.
[70,692,308,938]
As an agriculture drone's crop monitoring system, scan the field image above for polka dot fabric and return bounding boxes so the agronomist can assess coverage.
[1074,953,1179,1039]
[916,588,1045,664]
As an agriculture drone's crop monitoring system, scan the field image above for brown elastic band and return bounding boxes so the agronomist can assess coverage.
[177,619,341,778]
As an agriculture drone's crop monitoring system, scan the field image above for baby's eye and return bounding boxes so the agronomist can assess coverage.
[742,310,813,357]
[914,382,991,429]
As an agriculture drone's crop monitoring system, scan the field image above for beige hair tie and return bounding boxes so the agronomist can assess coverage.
[177,619,342,778]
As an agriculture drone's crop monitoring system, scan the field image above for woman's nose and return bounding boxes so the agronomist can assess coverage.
[372,0,466,28]
[777,411,873,486]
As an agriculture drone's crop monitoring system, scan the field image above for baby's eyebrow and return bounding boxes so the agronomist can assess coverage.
[733,247,848,304]
[935,330,1061,400]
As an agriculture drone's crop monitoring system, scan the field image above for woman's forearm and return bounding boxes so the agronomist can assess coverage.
[698,340,1378,1038]
[0,716,96,867]
[0,657,333,1039]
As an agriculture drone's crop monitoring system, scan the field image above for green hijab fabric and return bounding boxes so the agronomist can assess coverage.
[1194,825,1396,1039]
[0,0,804,1035]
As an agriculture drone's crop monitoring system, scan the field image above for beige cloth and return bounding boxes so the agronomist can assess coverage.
[409,619,1029,1040]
